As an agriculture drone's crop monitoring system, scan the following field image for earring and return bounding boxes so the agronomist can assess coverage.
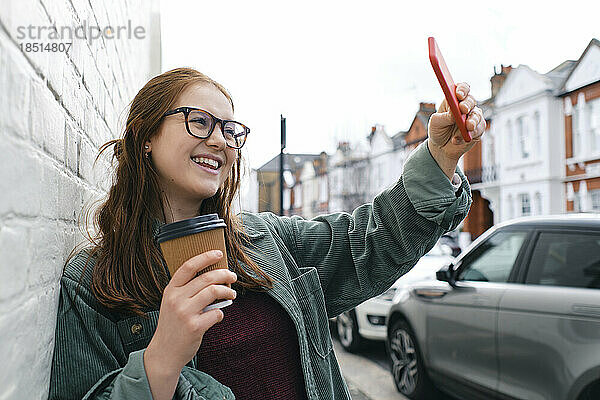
[144,145,150,158]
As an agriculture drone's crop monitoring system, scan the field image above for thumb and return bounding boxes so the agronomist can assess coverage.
[430,109,455,129]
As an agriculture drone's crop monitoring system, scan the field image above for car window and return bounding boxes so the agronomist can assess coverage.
[456,231,528,283]
[525,232,600,289]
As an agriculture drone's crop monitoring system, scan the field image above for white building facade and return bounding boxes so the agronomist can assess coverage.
[479,63,574,223]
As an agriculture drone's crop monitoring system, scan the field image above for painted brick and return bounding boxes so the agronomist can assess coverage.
[0,223,30,302]
[30,79,66,162]
[28,221,63,289]
[0,1,161,399]
[0,139,43,216]
[0,32,32,141]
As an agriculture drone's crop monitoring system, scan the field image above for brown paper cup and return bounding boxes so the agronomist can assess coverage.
[156,214,232,311]
[159,227,228,278]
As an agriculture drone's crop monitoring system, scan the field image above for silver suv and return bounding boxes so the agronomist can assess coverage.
[386,215,600,400]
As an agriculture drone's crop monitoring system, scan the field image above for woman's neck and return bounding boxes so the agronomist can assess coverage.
[161,193,203,224]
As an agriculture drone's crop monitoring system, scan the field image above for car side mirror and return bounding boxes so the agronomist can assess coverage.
[436,263,457,287]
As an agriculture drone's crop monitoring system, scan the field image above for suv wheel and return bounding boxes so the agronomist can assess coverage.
[336,310,362,352]
[387,319,439,399]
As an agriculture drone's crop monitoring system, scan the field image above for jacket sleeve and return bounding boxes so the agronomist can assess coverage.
[262,139,472,318]
[49,275,235,400]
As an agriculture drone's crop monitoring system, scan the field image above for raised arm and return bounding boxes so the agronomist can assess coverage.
[261,82,484,318]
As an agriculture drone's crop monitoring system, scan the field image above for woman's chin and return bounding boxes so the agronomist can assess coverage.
[194,187,220,201]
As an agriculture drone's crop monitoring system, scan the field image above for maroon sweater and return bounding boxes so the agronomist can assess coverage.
[195,289,308,399]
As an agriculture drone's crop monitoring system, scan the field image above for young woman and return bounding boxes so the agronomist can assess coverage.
[49,67,485,400]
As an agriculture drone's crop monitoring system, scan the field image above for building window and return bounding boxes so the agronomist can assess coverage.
[294,184,302,209]
[573,93,586,158]
[533,111,540,158]
[572,105,581,158]
[519,193,531,216]
[283,188,291,212]
[573,188,582,212]
[318,175,328,203]
[590,189,600,212]
[517,117,529,159]
[506,120,513,161]
[484,133,495,166]
[535,192,542,215]
[589,98,600,155]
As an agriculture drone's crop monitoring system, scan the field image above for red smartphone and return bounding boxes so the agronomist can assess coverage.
[428,37,471,142]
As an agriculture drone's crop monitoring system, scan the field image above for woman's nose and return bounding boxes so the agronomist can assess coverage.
[206,122,227,149]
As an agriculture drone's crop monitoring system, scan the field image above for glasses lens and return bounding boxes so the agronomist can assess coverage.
[187,110,213,138]
[223,121,248,149]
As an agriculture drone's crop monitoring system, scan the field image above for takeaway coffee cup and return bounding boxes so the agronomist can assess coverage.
[157,213,232,312]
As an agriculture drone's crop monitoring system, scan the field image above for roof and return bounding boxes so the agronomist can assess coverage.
[499,214,600,230]
[391,131,407,150]
[543,59,577,89]
[417,112,434,129]
[558,38,600,94]
[257,153,321,172]
[478,96,495,120]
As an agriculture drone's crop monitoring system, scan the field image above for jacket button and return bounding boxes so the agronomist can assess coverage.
[131,323,143,335]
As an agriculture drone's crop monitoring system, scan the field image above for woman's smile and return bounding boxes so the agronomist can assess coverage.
[191,156,222,175]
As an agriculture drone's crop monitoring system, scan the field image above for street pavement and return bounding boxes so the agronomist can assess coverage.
[333,339,407,400]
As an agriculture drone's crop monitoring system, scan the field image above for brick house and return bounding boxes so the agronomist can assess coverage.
[560,39,600,212]
[256,153,321,215]
[401,102,437,150]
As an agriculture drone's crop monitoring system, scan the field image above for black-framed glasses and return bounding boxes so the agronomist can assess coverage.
[163,107,250,149]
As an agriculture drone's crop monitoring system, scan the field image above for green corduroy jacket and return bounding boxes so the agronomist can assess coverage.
[49,140,472,400]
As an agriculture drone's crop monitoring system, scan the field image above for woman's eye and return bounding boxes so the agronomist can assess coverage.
[190,118,208,126]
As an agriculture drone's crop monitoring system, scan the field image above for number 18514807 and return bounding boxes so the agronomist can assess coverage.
[19,42,72,53]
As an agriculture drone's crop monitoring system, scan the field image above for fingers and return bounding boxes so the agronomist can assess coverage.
[170,250,224,287]
[192,308,225,336]
[455,82,470,100]
[459,95,476,115]
[185,268,238,298]
[191,282,238,313]
[472,115,487,140]
[466,106,482,131]
[468,106,486,139]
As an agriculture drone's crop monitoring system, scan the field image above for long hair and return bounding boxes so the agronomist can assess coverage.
[71,67,273,316]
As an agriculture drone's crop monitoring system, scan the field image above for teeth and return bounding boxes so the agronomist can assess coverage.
[191,156,220,169]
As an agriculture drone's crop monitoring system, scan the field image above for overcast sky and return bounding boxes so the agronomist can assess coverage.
[160,0,599,170]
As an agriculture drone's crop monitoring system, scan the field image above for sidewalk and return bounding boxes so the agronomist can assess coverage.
[333,340,407,400]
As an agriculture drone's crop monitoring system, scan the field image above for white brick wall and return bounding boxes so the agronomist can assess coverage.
[0,1,161,398]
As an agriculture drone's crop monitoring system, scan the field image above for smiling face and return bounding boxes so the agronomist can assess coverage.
[147,82,237,221]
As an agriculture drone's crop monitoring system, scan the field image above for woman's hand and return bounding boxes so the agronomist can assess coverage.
[143,250,238,400]
[427,82,486,178]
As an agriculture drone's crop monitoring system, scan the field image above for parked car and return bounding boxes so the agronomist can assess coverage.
[439,232,462,257]
[385,214,600,400]
[334,241,454,352]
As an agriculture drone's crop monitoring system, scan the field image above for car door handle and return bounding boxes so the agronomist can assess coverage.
[572,304,600,317]
[414,288,448,299]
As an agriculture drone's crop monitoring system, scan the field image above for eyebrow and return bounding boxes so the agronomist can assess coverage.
[187,106,234,120]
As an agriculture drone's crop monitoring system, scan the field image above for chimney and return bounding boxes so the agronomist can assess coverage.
[368,125,377,143]
[490,64,512,97]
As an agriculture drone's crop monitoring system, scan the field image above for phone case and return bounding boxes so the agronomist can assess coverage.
[428,37,471,142]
